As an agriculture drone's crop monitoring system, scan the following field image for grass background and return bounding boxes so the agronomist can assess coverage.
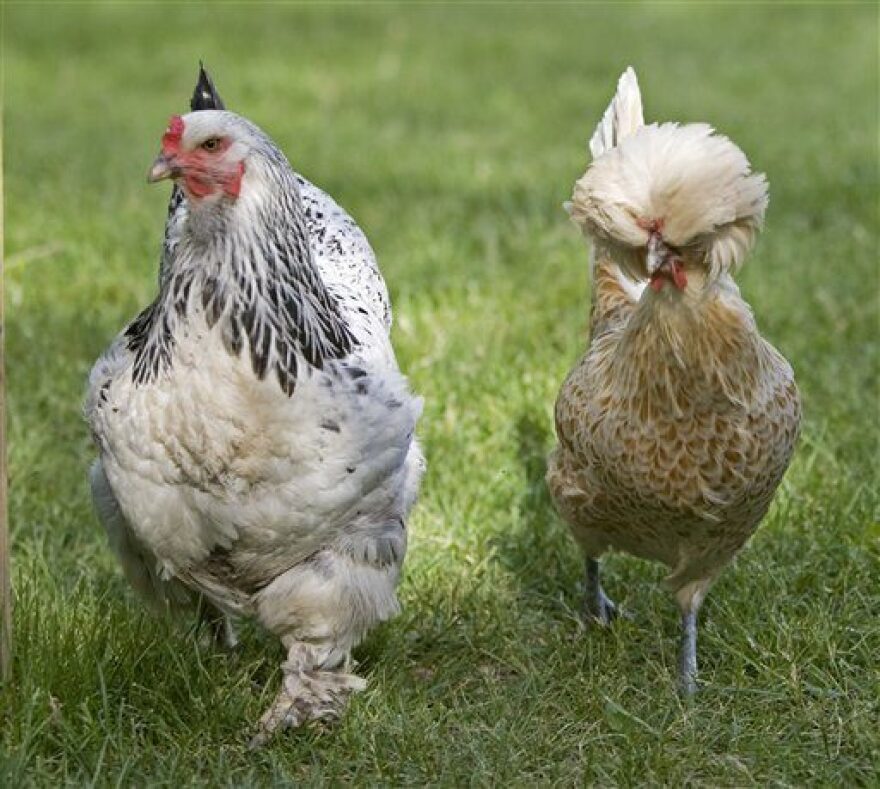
[2,2,878,785]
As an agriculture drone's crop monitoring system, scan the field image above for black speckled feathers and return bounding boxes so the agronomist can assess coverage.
[126,65,356,394]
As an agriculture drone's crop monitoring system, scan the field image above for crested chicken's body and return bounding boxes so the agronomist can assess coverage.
[546,69,800,692]
[86,72,423,742]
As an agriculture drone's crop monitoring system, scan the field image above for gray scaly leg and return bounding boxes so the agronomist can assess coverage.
[583,558,618,626]
[678,608,698,696]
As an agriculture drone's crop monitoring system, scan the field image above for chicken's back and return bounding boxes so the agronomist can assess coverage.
[298,176,392,336]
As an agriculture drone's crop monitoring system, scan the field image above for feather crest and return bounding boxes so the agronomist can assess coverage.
[588,66,644,160]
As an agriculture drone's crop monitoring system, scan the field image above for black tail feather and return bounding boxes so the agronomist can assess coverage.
[190,62,225,111]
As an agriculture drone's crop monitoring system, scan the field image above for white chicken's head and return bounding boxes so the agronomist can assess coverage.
[148,110,285,206]
[569,122,768,293]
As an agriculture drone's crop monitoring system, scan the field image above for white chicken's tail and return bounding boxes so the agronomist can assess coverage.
[588,66,644,160]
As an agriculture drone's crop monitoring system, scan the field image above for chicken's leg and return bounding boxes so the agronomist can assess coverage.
[678,608,699,696]
[675,582,709,696]
[197,598,239,652]
[584,558,618,626]
[248,546,403,747]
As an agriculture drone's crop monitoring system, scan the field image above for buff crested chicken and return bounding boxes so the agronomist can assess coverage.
[86,67,424,744]
[546,68,800,694]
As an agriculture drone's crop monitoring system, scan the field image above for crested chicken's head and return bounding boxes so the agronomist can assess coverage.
[148,110,285,206]
[569,122,768,293]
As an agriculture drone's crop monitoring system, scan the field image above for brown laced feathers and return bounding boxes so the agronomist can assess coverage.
[547,67,800,693]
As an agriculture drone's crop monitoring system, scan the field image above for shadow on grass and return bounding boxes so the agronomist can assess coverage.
[490,411,580,603]
[5,561,282,746]
[492,412,671,628]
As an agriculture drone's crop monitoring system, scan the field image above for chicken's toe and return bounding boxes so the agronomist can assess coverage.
[584,587,619,627]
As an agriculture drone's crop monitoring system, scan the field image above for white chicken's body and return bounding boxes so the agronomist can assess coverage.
[89,314,420,612]
[86,109,423,742]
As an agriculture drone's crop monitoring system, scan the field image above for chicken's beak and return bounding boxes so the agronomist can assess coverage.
[645,232,668,275]
[646,232,688,292]
[147,154,178,184]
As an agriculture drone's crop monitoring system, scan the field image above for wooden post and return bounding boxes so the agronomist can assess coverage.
[0,97,11,682]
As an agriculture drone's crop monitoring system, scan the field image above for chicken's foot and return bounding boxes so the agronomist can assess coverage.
[249,643,365,748]
[583,558,619,626]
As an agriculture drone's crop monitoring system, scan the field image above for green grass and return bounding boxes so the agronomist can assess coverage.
[2,3,878,785]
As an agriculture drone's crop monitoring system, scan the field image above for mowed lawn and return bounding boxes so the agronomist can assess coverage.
[2,4,877,785]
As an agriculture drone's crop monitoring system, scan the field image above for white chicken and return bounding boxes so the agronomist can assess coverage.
[86,69,424,744]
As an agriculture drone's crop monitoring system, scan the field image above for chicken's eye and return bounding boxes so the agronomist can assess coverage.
[201,138,221,151]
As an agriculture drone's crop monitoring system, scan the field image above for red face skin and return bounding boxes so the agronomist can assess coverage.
[649,258,688,292]
[160,115,245,200]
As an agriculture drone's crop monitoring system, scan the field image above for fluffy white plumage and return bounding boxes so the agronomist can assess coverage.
[86,97,423,744]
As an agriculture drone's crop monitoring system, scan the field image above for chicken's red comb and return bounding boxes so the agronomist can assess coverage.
[161,115,185,154]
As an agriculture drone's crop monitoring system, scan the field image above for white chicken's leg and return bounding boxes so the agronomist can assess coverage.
[249,547,402,747]
[196,599,239,652]
[584,558,618,626]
